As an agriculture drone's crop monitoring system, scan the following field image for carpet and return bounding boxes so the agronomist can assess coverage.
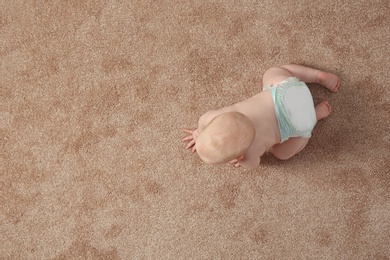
[1,0,389,259]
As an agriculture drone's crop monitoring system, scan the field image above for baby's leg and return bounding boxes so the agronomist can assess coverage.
[262,67,293,87]
[281,64,340,92]
[315,100,332,120]
[271,137,309,160]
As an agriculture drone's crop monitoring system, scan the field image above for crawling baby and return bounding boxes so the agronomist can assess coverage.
[183,64,340,169]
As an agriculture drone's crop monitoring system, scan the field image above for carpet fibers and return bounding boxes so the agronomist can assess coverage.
[1,0,389,259]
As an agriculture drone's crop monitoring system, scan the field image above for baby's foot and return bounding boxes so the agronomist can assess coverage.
[315,100,332,121]
[316,71,340,92]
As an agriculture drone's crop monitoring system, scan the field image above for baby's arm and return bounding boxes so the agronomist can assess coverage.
[240,156,260,169]
[230,156,260,169]
[230,145,264,169]
[240,147,263,169]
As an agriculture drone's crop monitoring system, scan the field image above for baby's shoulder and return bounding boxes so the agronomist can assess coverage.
[199,109,219,123]
[198,109,223,129]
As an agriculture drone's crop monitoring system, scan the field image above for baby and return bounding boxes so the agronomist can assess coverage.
[182,64,340,169]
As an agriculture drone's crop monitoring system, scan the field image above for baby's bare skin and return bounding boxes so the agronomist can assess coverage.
[183,64,340,169]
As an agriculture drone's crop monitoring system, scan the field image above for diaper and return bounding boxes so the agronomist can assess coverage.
[264,77,316,143]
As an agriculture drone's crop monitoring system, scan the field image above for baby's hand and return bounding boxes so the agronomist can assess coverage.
[228,159,241,168]
[182,129,199,153]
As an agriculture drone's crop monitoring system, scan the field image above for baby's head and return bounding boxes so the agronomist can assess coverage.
[196,112,255,165]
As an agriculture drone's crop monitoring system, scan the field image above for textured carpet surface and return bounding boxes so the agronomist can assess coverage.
[1,0,389,259]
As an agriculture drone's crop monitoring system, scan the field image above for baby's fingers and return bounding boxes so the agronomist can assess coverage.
[185,139,196,149]
[183,129,194,134]
[229,159,238,164]
[182,135,194,142]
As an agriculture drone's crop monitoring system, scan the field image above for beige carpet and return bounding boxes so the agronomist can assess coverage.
[1,0,389,259]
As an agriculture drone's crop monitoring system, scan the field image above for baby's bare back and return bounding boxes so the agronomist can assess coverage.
[233,91,280,152]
